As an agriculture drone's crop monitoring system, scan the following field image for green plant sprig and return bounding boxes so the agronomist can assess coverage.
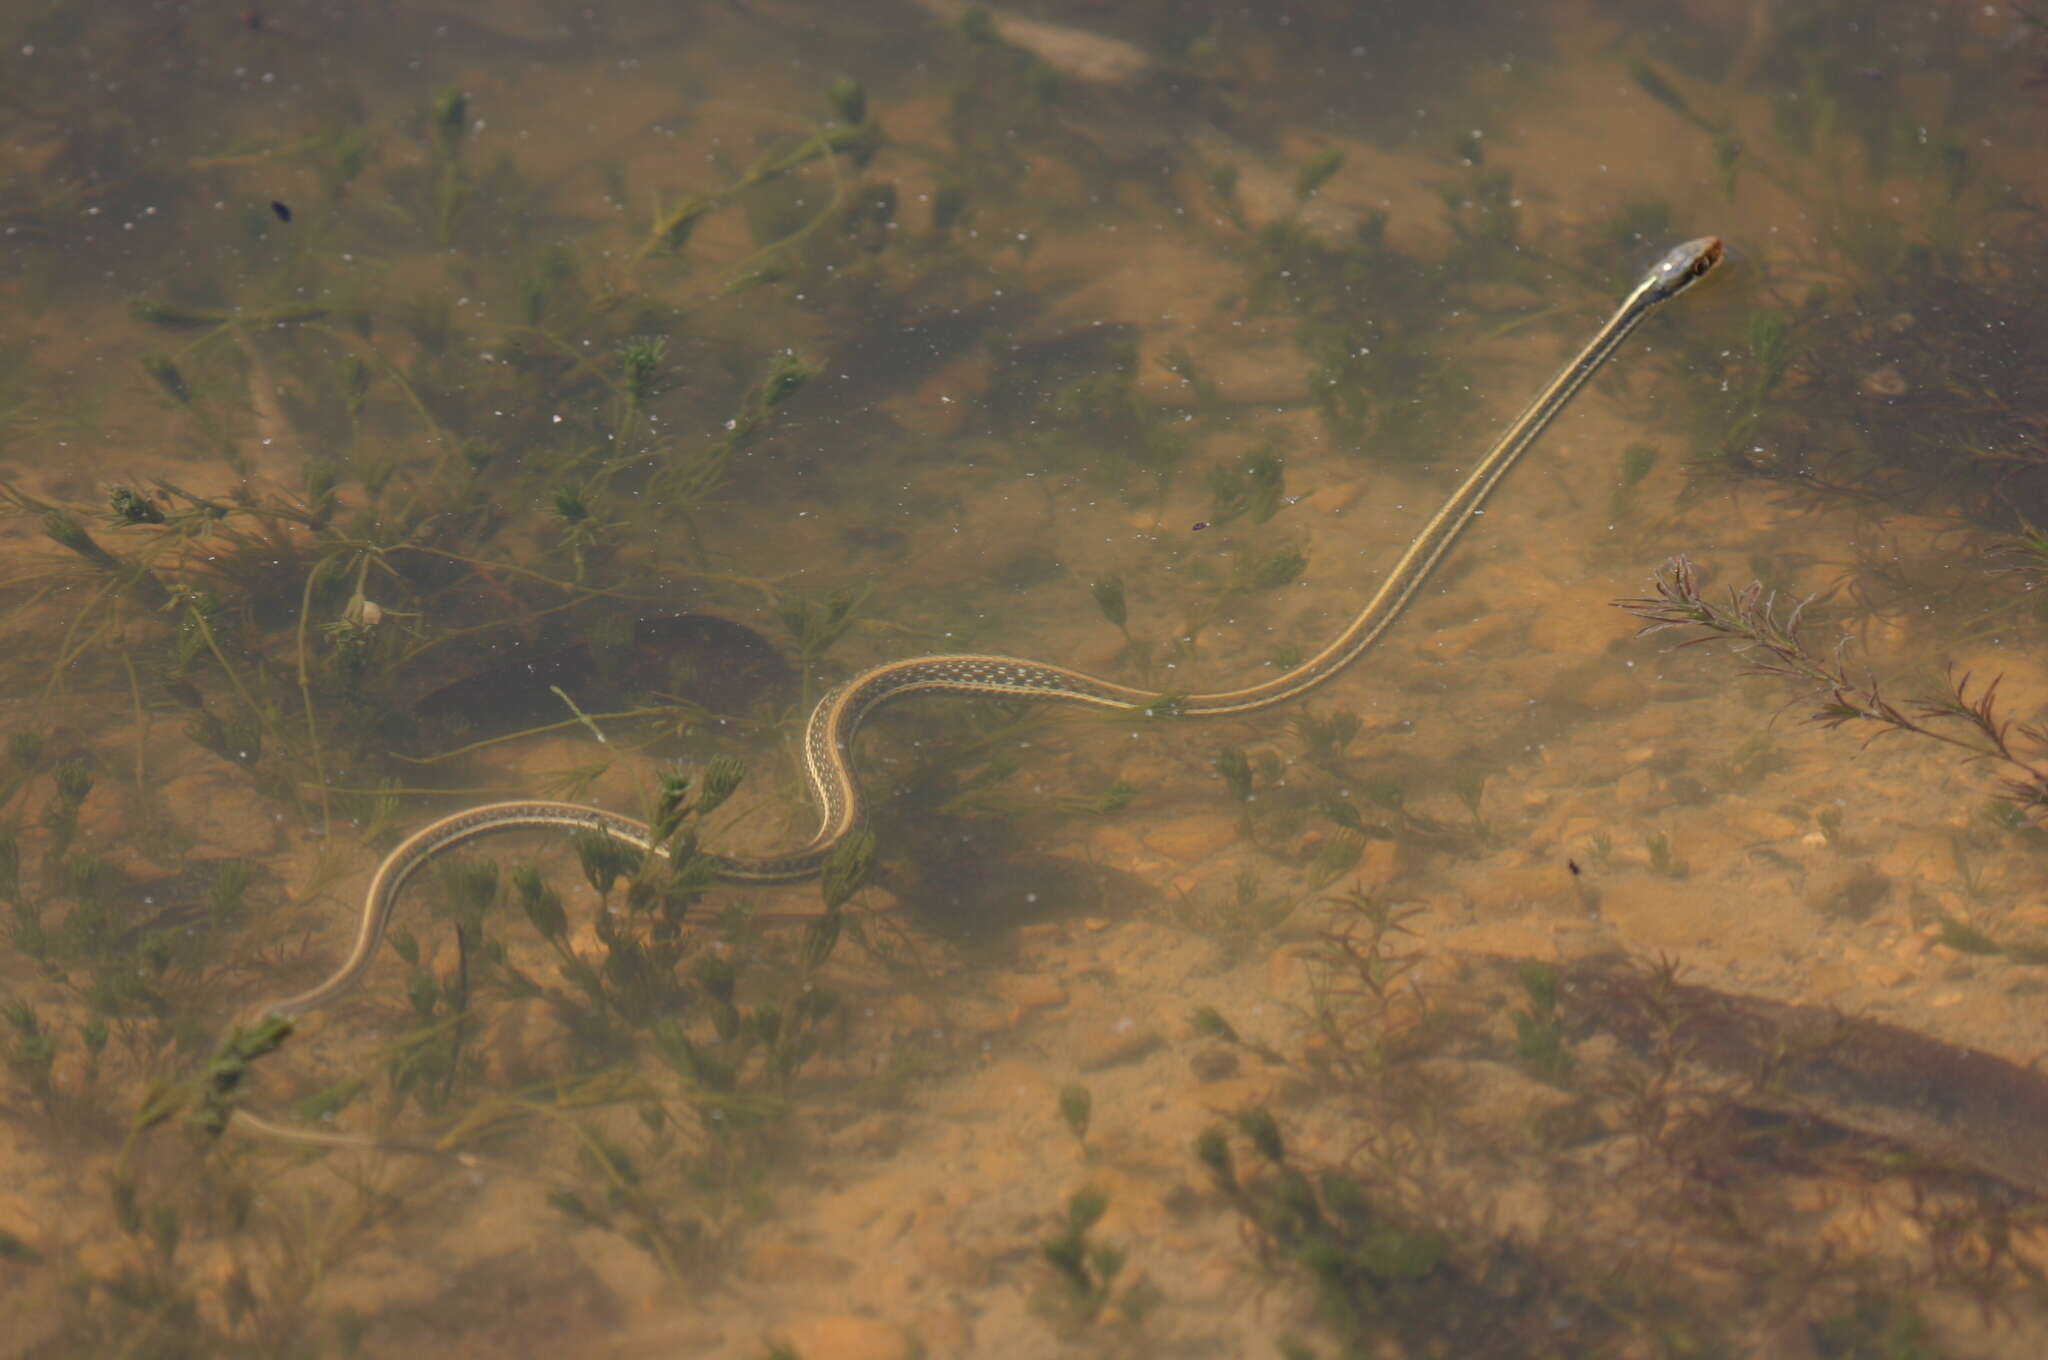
[633,116,872,265]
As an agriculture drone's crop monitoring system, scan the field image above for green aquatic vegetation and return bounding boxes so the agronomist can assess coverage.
[1089,575,1127,632]
[1725,248,2048,526]
[328,127,372,196]
[1033,1185,1156,1337]
[1630,60,1712,134]
[882,695,1133,841]
[1188,1003,1288,1069]
[1811,1288,1938,1360]
[427,86,470,244]
[129,298,330,331]
[507,864,870,1276]
[617,333,667,438]
[1295,889,1427,1084]
[400,289,460,358]
[1201,708,1468,868]
[958,6,998,43]
[1292,707,1360,773]
[1197,1107,1554,1357]
[108,485,167,527]
[1314,770,1463,854]
[1304,830,1365,891]
[1616,58,1793,204]
[927,178,969,238]
[1438,165,1520,256]
[520,244,578,327]
[1713,135,1742,200]
[290,771,879,1283]
[6,299,817,829]
[1715,732,1781,791]
[120,293,366,477]
[1618,14,2048,534]
[140,354,192,406]
[1935,136,1969,203]
[1754,8,1958,181]
[1644,829,1689,880]
[1085,572,1174,682]
[644,191,716,259]
[834,180,898,256]
[1744,310,1791,403]
[1207,161,1244,225]
[35,507,170,607]
[1206,441,1288,527]
[549,481,616,583]
[1240,195,1491,458]
[1065,780,1137,818]
[623,350,817,558]
[983,325,1151,484]
[1059,1082,1091,1151]
[777,585,862,705]
[1934,915,2000,957]
[826,75,866,127]
[14,1009,432,1356]
[1159,345,1220,409]
[0,771,266,1056]
[2,997,59,1105]
[1510,962,1573,1083]
[184,707,264,771]
[0,46,937,1350]
[1208,877,2048,1356]
[1229,540,1308,593]
[39,758,91,852]
[9,85,831,798]
[1293,148,1344,202]
[939,12,1108,187]
[1607,441,1659,523]
[1948,828,1995,903]
[1449,766,1491,844]
[1213,746,1254,802]
[1168,868,1295,963]
[1200,1070,1798,1358]
[634,102,874,266]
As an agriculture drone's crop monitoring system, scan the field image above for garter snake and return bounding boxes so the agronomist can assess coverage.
[251,235,1722,1037]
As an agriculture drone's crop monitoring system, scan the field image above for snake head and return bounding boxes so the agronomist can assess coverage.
[1646,235,1724,301]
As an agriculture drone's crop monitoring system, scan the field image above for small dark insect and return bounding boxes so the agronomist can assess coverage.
[1191,521,1210,531]
[1567,859,1581,877]
[270,200,292,223]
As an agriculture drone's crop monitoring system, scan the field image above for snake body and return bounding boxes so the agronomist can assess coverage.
[260,236,1722,1024]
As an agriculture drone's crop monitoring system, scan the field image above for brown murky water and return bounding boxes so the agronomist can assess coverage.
[5,1,2048,1355]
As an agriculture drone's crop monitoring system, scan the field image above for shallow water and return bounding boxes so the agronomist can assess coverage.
[4,1,2048,1355]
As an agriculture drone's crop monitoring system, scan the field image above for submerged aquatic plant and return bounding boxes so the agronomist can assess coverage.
[1617,555,2048,813]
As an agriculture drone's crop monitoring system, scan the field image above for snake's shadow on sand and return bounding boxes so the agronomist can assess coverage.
[874,816,1154,945]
